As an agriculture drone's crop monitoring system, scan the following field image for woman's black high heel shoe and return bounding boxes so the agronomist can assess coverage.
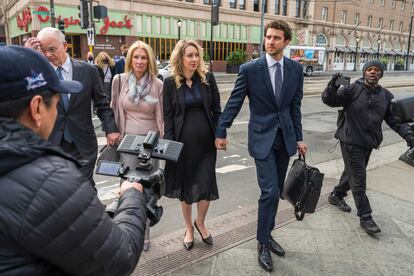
[183,227,194,251]
[194,219,213,246]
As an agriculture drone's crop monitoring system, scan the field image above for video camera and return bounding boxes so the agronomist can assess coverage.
[391,96,414,167]
[95,131,183,226]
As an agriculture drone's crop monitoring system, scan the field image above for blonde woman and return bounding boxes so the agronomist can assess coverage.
[95,51,115,100]
[163,40,221,250]
[111,41,164,251]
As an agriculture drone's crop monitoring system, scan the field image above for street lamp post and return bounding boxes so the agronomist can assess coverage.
[377,39,381,59]
[353,37,359,71]
[177,19,182,41]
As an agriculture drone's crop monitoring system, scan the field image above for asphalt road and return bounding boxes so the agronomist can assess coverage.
[92,73,414,240]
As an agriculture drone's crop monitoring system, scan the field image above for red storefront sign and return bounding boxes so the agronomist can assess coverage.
[99,15,133,35]
[17,7,32,32]
[34,6,132,35]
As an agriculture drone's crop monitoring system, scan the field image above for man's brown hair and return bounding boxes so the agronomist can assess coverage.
[120,44,129,52]
[264,20,292,41]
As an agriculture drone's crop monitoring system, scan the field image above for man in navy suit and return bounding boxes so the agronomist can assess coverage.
[215,20,307,272]
[114,44,129,76]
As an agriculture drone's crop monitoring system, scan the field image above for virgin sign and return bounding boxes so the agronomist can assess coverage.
[34,6,132,35]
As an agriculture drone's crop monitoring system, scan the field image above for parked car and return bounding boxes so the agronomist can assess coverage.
[157,61,171,81]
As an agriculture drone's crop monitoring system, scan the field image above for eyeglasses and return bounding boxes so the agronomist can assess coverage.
[40,46,59,54]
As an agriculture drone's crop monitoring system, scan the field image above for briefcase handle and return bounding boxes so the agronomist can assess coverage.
[294,153,308,221]
[298,153,306,163]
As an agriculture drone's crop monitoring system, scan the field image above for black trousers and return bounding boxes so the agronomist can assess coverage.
[333,142,372,218]
[61,140,96,187]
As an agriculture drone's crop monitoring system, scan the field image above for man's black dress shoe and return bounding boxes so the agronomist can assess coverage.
[328,193,352,212]
[269,237,285,257]
[360,218,381,234]
[194,219,213,245]
[183,227,194,251]
[257,242,273,272]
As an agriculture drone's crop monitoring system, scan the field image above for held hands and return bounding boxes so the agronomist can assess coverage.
[297,142,308,155]
[215,138,228,151]
[107,132,121,146]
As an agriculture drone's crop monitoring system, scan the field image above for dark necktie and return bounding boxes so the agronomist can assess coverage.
[274,62,282,105]
[56,67,73,143]
[56,67,69,110]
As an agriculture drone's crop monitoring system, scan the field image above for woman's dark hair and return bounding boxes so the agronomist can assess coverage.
[0,90,57,119]
[264,20,292,41]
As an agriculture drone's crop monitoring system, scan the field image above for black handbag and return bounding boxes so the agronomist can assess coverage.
[282,154,324,221]
[97,145,120,163]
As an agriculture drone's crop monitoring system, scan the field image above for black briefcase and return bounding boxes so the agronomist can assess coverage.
[282,154,324,221]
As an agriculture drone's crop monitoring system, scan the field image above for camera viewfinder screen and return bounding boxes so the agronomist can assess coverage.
[96,161,121,176]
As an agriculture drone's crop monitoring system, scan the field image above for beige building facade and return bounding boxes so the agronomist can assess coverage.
[1,0,414,71]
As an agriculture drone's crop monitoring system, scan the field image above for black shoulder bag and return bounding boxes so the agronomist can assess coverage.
[282,154,324,221]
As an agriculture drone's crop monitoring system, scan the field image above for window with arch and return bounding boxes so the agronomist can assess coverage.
[341,10,347,24]
[362,38,371,48]
[384,41,392,50]
[336,35,346,46]
[316,33,327,46]
[390,19,394,31]
[394,41,401,51]
[349,37,357,47]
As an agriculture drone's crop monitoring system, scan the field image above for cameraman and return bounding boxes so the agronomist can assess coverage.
[322,60,414,234]
[0,46,146,275]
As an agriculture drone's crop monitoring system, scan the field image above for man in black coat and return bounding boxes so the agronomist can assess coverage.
[0,46,146,275]
[25,27,121,186]
[322,60,414,234]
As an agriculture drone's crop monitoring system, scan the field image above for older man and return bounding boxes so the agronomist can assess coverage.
[25,27,121,186]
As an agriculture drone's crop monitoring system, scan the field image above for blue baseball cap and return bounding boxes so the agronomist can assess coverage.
[0,46,82,102]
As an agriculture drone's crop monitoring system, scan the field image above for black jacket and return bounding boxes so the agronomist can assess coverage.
[0,118,146,276]
[163,72,221,141]
[322,78,411,149]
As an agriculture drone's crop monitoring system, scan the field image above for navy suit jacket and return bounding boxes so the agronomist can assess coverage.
[49,59,118,163]
[114,58,125,76]
[216,55,304,159]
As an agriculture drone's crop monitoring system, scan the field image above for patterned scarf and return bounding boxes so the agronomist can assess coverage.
[128,72,158,104]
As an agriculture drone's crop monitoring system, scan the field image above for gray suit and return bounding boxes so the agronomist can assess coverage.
[49,59,118,185]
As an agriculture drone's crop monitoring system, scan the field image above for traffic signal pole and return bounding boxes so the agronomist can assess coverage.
[89,0,95,53]
[49,0,56,27]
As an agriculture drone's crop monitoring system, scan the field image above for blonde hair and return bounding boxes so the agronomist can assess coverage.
[95,51,115,68]
[169,40,207,88]
[125,40,158,79]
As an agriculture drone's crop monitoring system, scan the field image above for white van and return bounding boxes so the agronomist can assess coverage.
[283,46,326,76]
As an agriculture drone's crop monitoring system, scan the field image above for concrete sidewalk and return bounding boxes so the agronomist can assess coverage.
[133,142,414,276]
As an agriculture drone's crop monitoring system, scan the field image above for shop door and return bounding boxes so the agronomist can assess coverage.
[65,35,81,59]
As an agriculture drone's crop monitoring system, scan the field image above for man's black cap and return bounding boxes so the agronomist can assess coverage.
[362,60,385,77]
[0,46,82,102]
